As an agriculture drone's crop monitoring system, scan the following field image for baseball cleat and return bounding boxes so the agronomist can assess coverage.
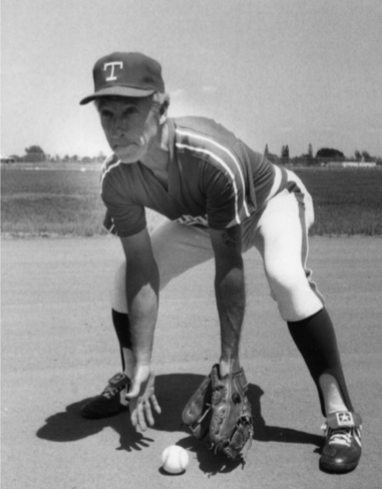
[80,373,130,419]
[320,411,362,473]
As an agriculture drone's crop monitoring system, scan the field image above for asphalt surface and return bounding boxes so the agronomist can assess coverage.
[2,236,381,489]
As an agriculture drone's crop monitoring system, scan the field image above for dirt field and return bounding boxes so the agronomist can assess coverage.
[2,236,382,489]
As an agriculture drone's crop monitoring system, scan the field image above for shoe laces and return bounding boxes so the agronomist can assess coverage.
[328,428,353,447]
[321,423,361,447]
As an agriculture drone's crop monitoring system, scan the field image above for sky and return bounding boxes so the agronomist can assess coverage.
[1,0,382,159]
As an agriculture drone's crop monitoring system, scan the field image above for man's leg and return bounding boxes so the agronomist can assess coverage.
[111,220,214,381]
[82,220,214,418]
[251,172,362,472]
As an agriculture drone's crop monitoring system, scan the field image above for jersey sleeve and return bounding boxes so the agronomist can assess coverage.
[101,170,147,238]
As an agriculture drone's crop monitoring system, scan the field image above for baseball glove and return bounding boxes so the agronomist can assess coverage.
[181,370,213,439]
[182,364,254,462]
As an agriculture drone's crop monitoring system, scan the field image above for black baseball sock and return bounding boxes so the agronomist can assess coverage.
[287,308,354,416]
[112,309,132,371]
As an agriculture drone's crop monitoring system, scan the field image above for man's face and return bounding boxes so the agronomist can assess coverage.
[98,96,159,163]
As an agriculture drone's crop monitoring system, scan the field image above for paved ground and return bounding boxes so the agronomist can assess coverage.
[2,236,382,489]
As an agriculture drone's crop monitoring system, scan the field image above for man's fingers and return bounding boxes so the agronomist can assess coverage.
[129,396,161,431]
[130,405,138,428]
[125,370,160,431]
[137,402,148,431]
[144,402,155,426]
[150,395,162,414]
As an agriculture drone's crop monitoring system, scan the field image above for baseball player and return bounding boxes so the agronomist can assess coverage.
[79,52,362,473]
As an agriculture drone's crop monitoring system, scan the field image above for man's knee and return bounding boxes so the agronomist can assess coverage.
[268,271,323,321]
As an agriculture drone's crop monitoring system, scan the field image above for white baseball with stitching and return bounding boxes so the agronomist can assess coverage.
[161,445,189,474]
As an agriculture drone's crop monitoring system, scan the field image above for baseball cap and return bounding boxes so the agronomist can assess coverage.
[80,52,165,105]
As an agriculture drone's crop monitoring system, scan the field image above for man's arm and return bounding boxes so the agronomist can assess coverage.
[120,227,161,430]
[209,225,245,376]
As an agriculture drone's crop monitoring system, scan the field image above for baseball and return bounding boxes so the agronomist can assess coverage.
[161,445,189,474]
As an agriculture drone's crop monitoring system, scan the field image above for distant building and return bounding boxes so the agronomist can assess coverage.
[1,155,16,163]
[327,161,377,169]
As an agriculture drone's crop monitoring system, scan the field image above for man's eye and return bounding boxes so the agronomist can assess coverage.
[123,107,138,117]
[101,110,113,118]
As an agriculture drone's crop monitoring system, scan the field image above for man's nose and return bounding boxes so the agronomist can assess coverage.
[110,118,128,137]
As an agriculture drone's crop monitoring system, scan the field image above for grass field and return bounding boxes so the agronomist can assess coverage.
[294,169,382,235]
[1,167,382,236]
[1,169,106,236]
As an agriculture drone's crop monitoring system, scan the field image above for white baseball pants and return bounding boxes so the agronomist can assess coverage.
[111,170,324,322]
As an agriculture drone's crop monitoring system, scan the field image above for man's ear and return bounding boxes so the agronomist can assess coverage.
[159,95,170,123]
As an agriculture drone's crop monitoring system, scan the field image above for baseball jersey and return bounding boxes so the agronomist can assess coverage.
[101,116,287,238]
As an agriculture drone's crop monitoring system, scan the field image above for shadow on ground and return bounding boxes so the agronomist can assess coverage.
[37,373,322,474]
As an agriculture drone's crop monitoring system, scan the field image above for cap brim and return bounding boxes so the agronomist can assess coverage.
[80,86,156,105]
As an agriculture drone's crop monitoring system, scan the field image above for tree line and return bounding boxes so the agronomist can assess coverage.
[4,146,106,163]
[265,144,379,164]
[3,144,380,165]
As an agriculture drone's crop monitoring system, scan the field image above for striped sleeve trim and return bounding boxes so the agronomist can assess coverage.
[175,129,251,225]
[100,155,122,184]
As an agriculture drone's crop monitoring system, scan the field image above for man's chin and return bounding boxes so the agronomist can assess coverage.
[114,149,141,164]
[119,157,139,164]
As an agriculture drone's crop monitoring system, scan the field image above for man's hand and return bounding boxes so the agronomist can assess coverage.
[126,364,161,431]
